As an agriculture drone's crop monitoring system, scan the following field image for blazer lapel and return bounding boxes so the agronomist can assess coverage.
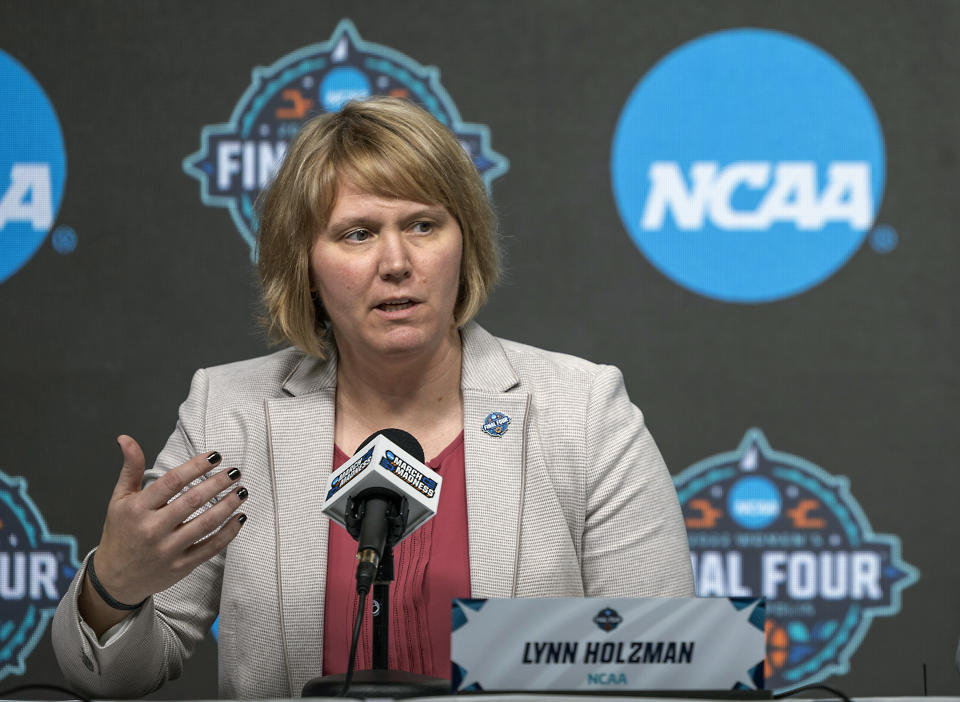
[266,353,338,693]
[460,323,528,598]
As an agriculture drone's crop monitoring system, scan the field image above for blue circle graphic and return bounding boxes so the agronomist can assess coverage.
[870,225,898,253]
[51,226,76,254]
[727,475,782,529]
[320,67,372,112]
[0,50,67,284]
[611,29,885,302]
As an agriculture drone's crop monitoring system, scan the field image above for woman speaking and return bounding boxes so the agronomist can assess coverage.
[52,97,694,698]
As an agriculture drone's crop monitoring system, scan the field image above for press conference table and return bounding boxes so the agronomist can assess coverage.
[374,699,960,702]
[269,698,959,702]
[76,696,958,702]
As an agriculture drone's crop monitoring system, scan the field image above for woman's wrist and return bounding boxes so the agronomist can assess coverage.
[86,551,148,610]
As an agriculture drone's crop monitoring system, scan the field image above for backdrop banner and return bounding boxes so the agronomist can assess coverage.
[0,1,957,697]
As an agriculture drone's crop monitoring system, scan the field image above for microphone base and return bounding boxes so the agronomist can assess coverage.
[302,669,450,698]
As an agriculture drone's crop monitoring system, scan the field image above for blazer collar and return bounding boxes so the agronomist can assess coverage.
[280,348,337,397]
[460,321,520,393]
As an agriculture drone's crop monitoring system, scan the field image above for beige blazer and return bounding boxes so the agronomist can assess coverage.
[52,323,694,699]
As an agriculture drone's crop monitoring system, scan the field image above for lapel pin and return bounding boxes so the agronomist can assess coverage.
[482,411,511,437]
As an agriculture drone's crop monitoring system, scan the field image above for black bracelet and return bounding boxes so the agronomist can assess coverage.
[86,551,147,611]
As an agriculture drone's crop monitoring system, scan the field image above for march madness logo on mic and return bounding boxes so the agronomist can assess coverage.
[0,469,79,680]
[673,429,917,692]
[183,19,509,259]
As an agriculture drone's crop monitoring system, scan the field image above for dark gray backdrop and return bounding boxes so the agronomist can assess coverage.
[1,0,958,697]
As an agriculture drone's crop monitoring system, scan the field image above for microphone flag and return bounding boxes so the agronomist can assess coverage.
[322,432,442,542]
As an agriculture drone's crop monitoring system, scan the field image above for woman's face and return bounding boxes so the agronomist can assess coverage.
[309,180,463,362]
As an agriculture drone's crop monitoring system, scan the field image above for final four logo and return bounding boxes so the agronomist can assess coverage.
[184,19,509,258]
[673,430,917,691]
[0,470,79,680]
[593,608,623,633]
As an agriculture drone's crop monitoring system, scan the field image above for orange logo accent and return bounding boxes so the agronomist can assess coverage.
[787,499,825,528]
[685,499,723,528]
[765,619,789,680]
[275,89,314,119]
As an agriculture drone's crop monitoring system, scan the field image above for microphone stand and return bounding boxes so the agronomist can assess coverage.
[371,546,392,670]
[303,513,449,698]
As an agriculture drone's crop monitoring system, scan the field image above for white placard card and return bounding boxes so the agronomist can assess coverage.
[451,597,765,693]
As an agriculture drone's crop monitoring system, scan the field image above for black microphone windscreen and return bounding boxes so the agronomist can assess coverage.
[356,428,425,463]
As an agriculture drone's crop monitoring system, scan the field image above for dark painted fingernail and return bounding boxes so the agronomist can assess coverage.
[207,451,222,465]
[227,468,241,480]
[237,513,247,525]
[236,487,248,500]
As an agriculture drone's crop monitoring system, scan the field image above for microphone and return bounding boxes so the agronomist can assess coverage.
[322,429,442,593]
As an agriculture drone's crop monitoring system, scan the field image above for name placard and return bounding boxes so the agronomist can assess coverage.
[451,597,765,692]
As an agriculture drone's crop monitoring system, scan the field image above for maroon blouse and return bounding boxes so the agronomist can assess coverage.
[321,432,470,678]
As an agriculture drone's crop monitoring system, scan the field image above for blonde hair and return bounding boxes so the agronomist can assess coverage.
[257,97,500,358]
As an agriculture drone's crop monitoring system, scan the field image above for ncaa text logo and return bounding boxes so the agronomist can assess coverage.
[611,29,885,302]
[184,19,508,258]
[673,429,917,691]
[0,50,67,284]
[0,470,79,679]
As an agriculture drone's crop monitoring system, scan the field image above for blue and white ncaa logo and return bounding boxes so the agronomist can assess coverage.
[728,476,782,530]
[0,50,67,284]
[611,29,885,303]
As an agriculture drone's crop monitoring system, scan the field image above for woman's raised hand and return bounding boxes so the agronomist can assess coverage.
[78,435,247,634]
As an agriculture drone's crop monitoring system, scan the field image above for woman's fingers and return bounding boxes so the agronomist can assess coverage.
[140,450,225,509]
[180,512,247,569]
[159,464,244,528]
[111,435,146,500]
[169,482,249,548]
